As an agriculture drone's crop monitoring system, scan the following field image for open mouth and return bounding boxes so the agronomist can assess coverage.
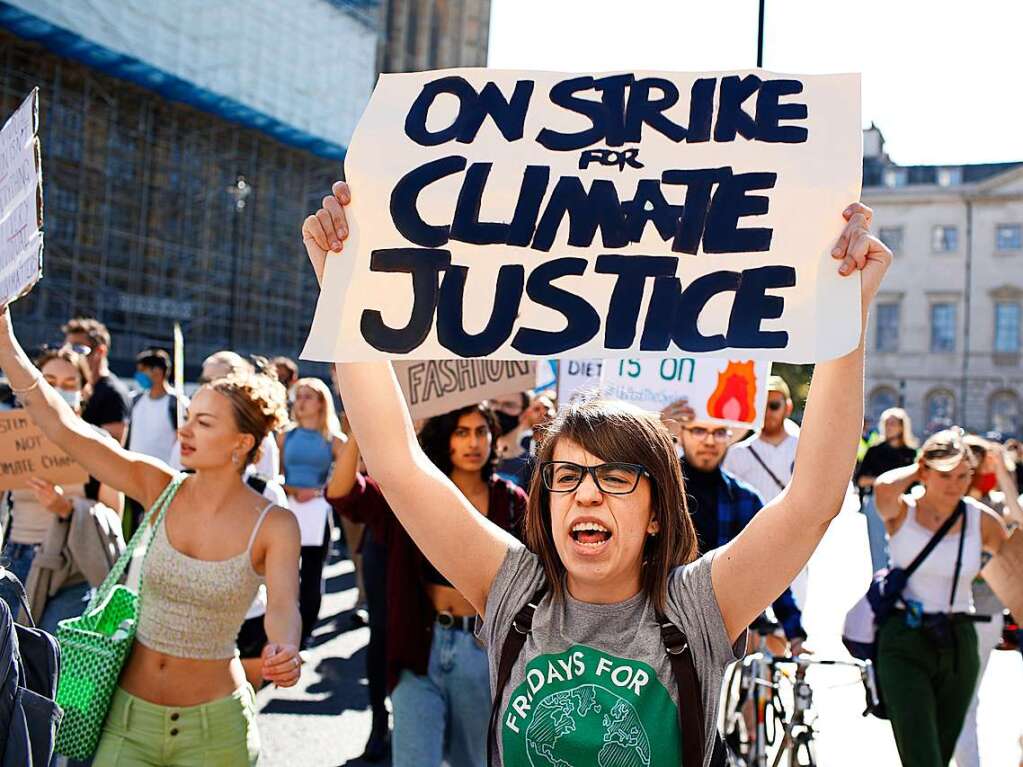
[570,521,612,548]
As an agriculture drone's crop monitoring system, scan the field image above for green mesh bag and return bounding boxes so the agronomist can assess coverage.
[54,474,185,759]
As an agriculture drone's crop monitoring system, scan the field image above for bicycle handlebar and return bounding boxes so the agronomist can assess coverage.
[743,652,881,714]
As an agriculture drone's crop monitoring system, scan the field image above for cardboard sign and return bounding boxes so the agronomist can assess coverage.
[394,359,536,420]
[557,359,604,404]
[600,357,771,428]
[0,410,89,490]
[304,68,862,364]
[981,528,1023,618]
[0,89,43,306]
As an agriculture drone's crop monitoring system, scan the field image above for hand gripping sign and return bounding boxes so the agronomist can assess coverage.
[303,69,861,363]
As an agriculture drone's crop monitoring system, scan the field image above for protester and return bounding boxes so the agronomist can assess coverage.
[856,407,919,571]
[722,375,806,606]
[326,436,391,762]
[0,307,303,764]
[0,346,123,633]
[279,377,346,649]
[62,317,131,445]
[954,436,1022,767]
[873,429,1009,767]
[272,356,299,395]
[494,392,555,488]
[664,411,807,651]
[328,404,526,767]
[128,348,184,465]
[303,182,890,765]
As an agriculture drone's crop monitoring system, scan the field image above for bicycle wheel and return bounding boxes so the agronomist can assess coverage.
[721,664,750,766]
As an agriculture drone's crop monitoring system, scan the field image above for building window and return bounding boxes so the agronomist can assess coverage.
[883,168,907,188]
[924,389,956,433]
[868,387,898,426]
[930,303,957,352]
[932,226,958,252]
[989,391,1021,436]
[937,167,961,187]
[879,226,903,255]
[995,302,1021,353]
[996,223,1022,251]
[875,303,900,352]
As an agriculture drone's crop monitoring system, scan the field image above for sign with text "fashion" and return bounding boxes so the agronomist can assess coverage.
[304,68,861,363]
[394,359,536,420]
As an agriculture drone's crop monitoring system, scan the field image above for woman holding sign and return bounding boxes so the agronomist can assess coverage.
[0,307,303,765]
[304,182,892,767]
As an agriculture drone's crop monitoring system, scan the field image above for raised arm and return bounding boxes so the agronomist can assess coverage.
[303,183,516,615]
[713,203,892,641]
[326,432,361,500]
[873,462,920,523]
[0,307,173,506]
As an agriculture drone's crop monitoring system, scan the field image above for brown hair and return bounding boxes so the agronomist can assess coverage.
[525,396,698,613]
[207,373,290,470]
[61,317,111,349]
[35,348,90,389]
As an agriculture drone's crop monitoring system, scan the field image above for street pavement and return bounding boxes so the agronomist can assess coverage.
[254,487,1021,766]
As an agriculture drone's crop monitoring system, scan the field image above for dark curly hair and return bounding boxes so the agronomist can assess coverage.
[418,403,500,480]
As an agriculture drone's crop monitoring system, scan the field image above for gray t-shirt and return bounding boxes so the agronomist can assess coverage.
[477,542,745,767]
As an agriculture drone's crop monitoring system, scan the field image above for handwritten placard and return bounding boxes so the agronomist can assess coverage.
[556,359,604,404]
[394,359,536,420]
[600,357,771,429]
[304,68,861,363]
[0,410,88,490]
[0,89,43,306]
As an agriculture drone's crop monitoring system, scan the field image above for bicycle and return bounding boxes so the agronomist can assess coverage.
[721,633,879,767]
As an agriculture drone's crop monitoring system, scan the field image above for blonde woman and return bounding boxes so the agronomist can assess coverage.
[856,407,920,571]
[0,308,302,765]
[277,377,346,648]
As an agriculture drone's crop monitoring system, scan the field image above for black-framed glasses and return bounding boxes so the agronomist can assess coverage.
[682,426,732,442]
[540,461,649,495]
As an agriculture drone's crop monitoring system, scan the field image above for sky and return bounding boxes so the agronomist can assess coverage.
[488,0,1022,166]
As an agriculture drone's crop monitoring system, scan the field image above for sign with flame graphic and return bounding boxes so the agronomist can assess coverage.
[599,357,771,429]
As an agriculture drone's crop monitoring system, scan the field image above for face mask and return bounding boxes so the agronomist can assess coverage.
[495,410,520,437]
[974,472,997,495]
[57,388,82,410]
[134,371,153,391]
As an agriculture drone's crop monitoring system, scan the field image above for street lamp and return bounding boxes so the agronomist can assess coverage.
[226,176,252,349]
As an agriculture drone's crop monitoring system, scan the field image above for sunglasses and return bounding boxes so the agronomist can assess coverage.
[540,461,649,495]
[39,342,92,356]
[767,400,785,411]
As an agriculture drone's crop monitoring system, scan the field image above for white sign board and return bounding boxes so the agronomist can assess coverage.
[394,359,536,420]
[600,357,771,429]
[304,68,862,364]
[556,359,604,404]
[0,89,43,306]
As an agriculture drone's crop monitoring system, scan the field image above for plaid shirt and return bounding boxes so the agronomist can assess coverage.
[702,468,807,640]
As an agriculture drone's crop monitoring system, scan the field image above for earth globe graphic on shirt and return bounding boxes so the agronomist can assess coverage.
[524,683,652,767]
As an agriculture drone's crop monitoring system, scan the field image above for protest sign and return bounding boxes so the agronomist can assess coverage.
[0,410,88,490]
[600,357,771,429]
[394,359,536,420]
[980,529,1023,618]
[0,89,43,307]
[304,68,862,364]
[557,359,604,404]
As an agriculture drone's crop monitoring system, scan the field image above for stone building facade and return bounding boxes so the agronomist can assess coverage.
[862,126,1023,438]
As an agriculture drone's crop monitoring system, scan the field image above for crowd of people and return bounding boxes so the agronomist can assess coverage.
[0,183,1018,767]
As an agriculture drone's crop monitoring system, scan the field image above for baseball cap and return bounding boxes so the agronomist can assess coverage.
[767,375,791,400]
[920,428,974,472]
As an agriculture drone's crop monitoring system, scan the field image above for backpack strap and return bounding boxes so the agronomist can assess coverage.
[746,445,787,492]
[487,586,546,766]
[656,610,707,767]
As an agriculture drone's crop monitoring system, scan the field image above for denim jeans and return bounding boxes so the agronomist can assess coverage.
[391,625,491,767]
[861,495,890,572]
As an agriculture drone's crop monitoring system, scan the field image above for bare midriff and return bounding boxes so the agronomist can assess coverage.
[119,641,247,707]
[426,582,476,618]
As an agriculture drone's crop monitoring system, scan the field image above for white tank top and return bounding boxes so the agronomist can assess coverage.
[887,495,982,613]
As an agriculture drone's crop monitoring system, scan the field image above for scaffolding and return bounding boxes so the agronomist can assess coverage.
[1,29,340,376]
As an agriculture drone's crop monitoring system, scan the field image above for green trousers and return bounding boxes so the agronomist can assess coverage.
[876,615,979,767]
[93,685,260,766]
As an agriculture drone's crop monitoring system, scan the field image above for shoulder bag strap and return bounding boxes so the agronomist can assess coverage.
[903,499,965,580]
[84,473,186,613]
[486,586,547,766]
[747,445,786,492]
[655,610,705,767]
[948,502,968,608]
